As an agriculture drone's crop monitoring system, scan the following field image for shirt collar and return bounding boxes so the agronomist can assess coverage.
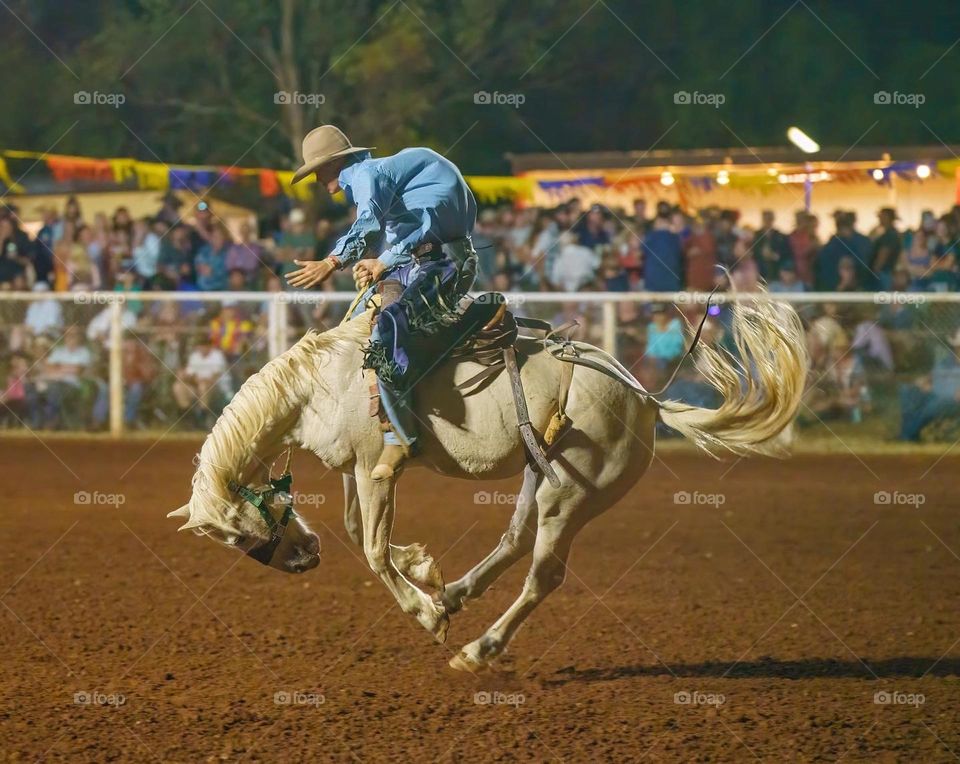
[337,152,372,204]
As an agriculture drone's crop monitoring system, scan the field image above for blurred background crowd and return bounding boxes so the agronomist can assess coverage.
[2,192,960,441]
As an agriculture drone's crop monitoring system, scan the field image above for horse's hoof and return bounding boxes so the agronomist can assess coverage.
[449,651,487,673]
[433,611,450,644]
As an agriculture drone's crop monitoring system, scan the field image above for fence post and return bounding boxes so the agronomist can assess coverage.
[601,300,617,357]
[108,298,124,436]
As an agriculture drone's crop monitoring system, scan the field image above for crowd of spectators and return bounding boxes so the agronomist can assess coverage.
[1,192,960,440]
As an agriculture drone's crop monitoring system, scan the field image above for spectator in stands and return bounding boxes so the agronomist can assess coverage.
[38,326,93,429]
[578,204,611,249]
[155,191,184,227]
[643,202,683,292]
[91,337,156,430]
[173,336,229,427]
[754,209,792,282]
[0,216,31,287]
[645,304,685,370]
[870,208,902,290]
[836,255,862,292]
[805,337,866,422]
[549,232,599,291]
[714,209,739,269]
[898,328,960,441]
[0,353,36,427]
[769,262,806,293]
[132,216,162,283]
[903,228,933,290]
[226,220,266,284]
[158,224,195,286]
[789,211,820,288]
[33,207,58,285]
[684,215,717,291]
[23,282,63,338]
[274,208,316,287]
[209,303,254,362]
[817,211,869,291]
[195,224,230,291]
[631,198,650,235]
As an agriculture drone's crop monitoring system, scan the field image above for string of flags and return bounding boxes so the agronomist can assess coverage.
[0,148,957,204]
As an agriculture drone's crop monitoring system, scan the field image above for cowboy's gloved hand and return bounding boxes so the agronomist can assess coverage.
[286,257,338,289]
[353,259,386,290]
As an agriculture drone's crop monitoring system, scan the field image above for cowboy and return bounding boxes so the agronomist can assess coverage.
[285,125,477,480]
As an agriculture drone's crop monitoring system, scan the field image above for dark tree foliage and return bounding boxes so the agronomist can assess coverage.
[0,0,957,173]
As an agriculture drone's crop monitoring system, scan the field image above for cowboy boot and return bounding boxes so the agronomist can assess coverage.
[371,443,410,481]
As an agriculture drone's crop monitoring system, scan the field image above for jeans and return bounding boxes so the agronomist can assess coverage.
[354,238,477,448]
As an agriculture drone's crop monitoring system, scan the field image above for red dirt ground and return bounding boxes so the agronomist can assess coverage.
[1,439,959,762]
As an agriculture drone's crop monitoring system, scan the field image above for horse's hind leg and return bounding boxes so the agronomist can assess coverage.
[441,466,540,614]
[450,484,591,672]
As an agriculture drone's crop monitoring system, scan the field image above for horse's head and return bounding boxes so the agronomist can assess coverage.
[170,454,321,574]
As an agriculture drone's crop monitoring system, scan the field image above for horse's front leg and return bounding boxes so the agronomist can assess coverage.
[343,474,444,590]
[354,470,449,642]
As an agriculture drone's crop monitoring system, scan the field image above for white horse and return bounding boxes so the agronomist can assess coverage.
[169,294,807,671]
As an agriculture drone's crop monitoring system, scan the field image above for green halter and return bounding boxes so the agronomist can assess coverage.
[227,450,297,565]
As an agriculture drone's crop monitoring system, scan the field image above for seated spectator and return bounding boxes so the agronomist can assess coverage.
[195,225,231,291]
[852,319,894,373]
[645,305,685,369]
[37,326,94,429]
[172,337,229,428]
[209,303,254,361]
[0,353,37,427]
[836,255,861,291]
[577,205,610,249]
[158,224,196,286]
[898,329,960,441]
[902,228,932,289]
[91,337,156,430]
[805,338,866,422]
[769,263,806,293]
[86,303,138,349]
[24,282,64,337]
[0,216,30,287]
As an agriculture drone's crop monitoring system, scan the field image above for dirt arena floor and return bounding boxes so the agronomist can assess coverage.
[1,439,959,762]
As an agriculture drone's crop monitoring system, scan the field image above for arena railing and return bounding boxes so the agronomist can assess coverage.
[1,290,958,437]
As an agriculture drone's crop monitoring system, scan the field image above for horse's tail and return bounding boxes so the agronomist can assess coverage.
[656,291,808,457]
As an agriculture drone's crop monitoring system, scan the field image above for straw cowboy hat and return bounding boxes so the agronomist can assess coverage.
[292,125,373,184]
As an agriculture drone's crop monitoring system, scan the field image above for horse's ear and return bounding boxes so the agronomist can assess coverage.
[177,517,205,532]
[167,504,190,520]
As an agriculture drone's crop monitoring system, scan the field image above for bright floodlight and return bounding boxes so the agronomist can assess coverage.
[917,164,931,179]
[717,170,730,185]
[787,127,820,154]
[872,168,885,181]
[660,171,675,186]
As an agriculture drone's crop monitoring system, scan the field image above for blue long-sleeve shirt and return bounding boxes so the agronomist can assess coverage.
[330,148,477,270]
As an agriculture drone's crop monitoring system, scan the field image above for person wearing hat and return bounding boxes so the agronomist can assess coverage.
[284,125,477,480]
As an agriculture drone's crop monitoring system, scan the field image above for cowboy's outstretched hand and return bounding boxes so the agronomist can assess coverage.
[286,258,337,289]
[353,259,386,290]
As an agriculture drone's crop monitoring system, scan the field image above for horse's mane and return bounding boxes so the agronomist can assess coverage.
[187,311,372,530]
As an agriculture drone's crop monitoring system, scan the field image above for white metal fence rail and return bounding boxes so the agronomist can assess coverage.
[2,289,959,436]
